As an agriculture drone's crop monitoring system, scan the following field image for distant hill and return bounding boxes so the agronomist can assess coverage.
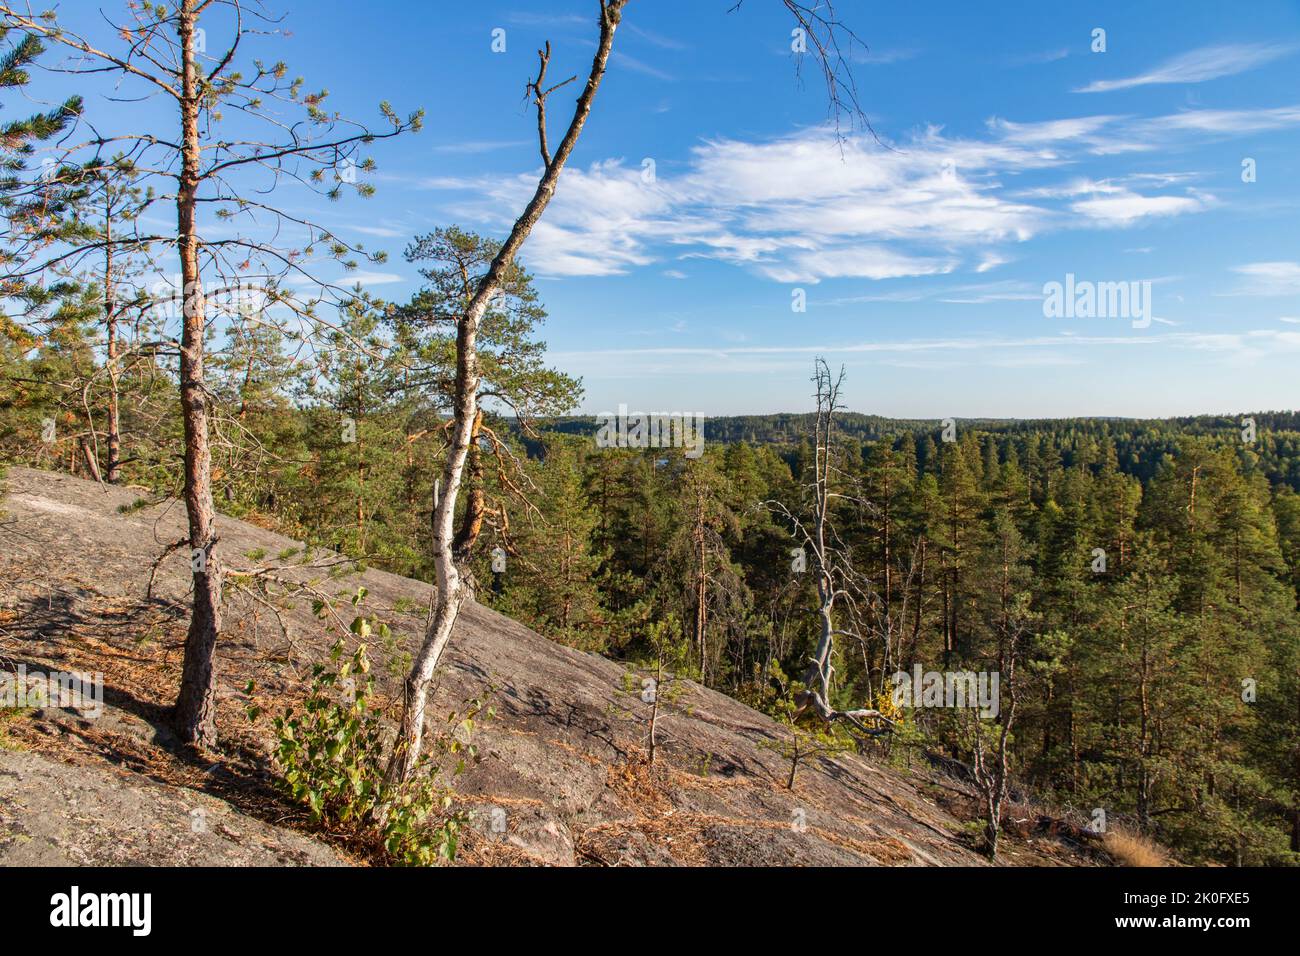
[527,409,1300,446]
[518,411,1300,492]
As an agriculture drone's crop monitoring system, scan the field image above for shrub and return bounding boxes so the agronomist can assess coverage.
[251,589,488,865]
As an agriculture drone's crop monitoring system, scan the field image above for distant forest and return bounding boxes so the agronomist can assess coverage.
[537,410,1300,490]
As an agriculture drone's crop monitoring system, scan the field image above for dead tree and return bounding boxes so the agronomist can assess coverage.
[967,603,1025,859]
[386,0,628,785]
[765,359,895,744]
[2,0,420,748]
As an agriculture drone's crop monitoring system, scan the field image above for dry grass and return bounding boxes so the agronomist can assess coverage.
[1104,829,1171,867]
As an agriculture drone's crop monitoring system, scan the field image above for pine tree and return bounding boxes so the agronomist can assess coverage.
[496,438,608,649]
[390,226,581,564]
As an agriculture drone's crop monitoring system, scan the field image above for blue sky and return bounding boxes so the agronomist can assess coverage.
[49,0,1300,418]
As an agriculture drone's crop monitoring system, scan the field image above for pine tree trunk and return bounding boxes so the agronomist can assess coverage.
[171,2,224,750]
[881,472,892,622]
[355,357,366,552]
[693,501,708,681]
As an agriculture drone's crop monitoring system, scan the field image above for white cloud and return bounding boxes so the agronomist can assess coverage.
[1233,261,1300,296]
[336,271,404,287]
[441,158,685,277]
[988,114,1119,144]
[433,100,1293,281]
[431,140,530,155]
[936,280,1040,304]
[614,52,675,81]
[761,246,956,283]
[553,329,1300,378]
[1035,105,1300,154]
[1076,42,1297,93]
[1015,176,1211,226]
[284,270,405,291]
[1070,188,1210,226]
[441,128,1049,281]
[1139,104,1300,135]
[1007,48,1070,66]
[852,48,918,65]
[352,224,406,238]
[825,279,1039,305]
[504,12,588,27]
[625,25,687,51]
[1017,177,1126,199]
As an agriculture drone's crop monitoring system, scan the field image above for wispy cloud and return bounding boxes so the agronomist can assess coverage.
[432,99,1296,281]
[851,47,918,65]
[504,12,588,28]
[553,330,1300,374]
[336,271,405,287]
[1232,261,1300,296]
[937,280,1041,304]
[613,51,675,81]
[760,247,956,284]
[998,105,1300,155]
[431,140,530,155]
[352,224,406,239]
[1137,104,1300,136]
[989,114,1120,144]
[1007,48,1069,66]
[283,270,406,291]
[625,24,687,51]
[827,279,1039,305]
[1076,42,1297,93]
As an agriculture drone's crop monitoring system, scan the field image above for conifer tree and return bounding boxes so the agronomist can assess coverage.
[1,0,421,747]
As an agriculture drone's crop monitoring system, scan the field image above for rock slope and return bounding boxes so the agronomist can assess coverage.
[0,466,1082,866]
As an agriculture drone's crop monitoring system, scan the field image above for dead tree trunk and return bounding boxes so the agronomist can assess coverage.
[970,606,1021,859]
[79,435,101,482]
[800,359,839,702]
[386,0,627,785]
[648,649,663,766]
[772,360,894,743]
[691,487,710,682]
